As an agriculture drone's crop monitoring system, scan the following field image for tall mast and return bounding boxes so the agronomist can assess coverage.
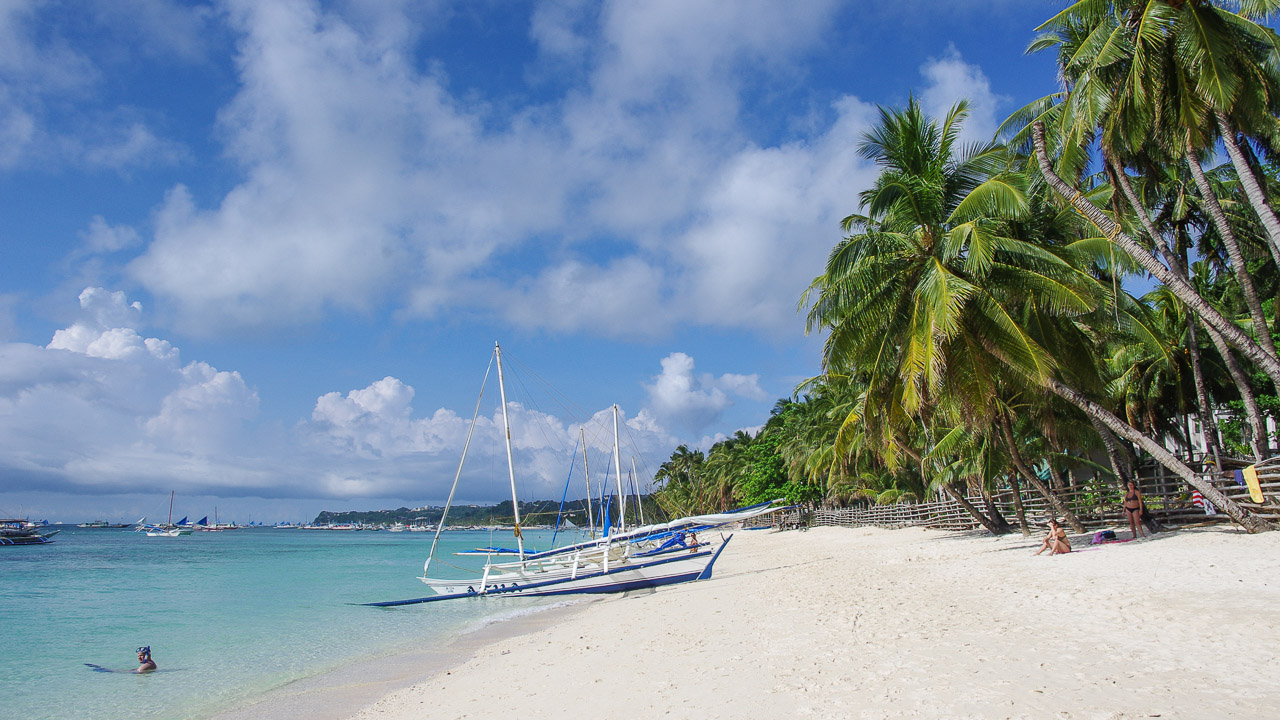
[631,456,645,527]
[580,428,595,539]
[612,404,626,532]
[495,342,525,559]
[167,491,174,527]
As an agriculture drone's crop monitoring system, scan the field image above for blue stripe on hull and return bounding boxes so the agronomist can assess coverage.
[516,570,704,597]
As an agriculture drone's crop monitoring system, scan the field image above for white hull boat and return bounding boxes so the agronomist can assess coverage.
[365,343,781,608]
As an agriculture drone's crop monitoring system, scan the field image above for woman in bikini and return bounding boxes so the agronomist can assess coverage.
[1123,480,1145,540]
[1034,518,1071,555]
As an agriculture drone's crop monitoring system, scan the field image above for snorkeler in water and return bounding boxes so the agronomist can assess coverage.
[136,646,156,674]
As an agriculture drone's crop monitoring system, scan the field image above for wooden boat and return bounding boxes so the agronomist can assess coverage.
[0,519,59,546]
[365,343,781,607]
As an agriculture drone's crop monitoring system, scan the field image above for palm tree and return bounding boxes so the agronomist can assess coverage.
[807,100,1272,532]
[805,98,1091,529]
[1004,4,1280,388]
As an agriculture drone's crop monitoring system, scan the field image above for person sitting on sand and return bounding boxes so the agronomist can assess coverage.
[136,646,156,674]
[1033,519,1071,556]
[1123,480,1146,540]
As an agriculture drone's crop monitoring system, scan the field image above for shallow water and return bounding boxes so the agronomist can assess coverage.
[1,525,581,720]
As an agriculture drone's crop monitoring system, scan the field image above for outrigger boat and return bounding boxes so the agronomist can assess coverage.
[365,343,783,607]
[1,518,59,546]
[137,492,194,537]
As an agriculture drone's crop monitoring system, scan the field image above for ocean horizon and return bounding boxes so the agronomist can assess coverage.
[2,525,583,720]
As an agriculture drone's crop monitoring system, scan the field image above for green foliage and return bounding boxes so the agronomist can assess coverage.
[655,2,1280,520]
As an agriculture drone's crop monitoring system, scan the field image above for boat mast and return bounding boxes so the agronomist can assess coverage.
[631,456,645,527]
[495,342,525,559]
[612,404,626,533]
[167,491,174,527]
[580,428,594,539]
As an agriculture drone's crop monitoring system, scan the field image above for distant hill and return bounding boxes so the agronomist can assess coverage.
[313,497,661,527]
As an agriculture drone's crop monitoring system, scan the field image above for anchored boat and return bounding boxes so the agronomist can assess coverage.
[1,519,59,546]
[366,343,782,607]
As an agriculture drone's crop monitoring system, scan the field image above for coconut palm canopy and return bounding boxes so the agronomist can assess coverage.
[653,1,1278,534]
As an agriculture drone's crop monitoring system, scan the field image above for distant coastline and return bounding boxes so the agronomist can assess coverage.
[312,496,660,528]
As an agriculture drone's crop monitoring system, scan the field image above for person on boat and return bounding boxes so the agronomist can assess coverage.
[687,532,699,552]
[1033,519,1071,556]
[136,646,156,674]
[1123,480,1146,540]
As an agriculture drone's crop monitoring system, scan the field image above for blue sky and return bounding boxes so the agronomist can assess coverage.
[0,0,1062,523]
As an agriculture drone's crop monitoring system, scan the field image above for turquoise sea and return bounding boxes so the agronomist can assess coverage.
[1,526,581,720]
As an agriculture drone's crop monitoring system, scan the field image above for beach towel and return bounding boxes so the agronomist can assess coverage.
[1191,490,1217,516]
[1091,530,1117,545]
[1243,465,1264,504]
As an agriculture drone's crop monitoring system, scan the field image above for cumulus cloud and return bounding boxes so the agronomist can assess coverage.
[0,287,258,496]
[0,291,765,507]
[122,0,869,339]
[643,352,765,436]
[919,45,1009,146]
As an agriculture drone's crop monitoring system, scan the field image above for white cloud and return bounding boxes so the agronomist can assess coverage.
[0,291,743,506]
[80,216,142,254]
[919,45,1008,147]
[122,0,870,340]
[643,352,765,436]
[81,121,186,170]
[0,0,191,170]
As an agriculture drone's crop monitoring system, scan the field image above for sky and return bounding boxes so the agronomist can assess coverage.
[0,0,1063,523]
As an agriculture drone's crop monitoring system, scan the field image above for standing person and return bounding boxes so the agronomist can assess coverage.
[136,646,157,674]
[1123,480,1146,540]
[1034,519,1071,556]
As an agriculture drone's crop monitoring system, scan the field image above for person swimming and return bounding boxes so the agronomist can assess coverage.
[136,646,157,674]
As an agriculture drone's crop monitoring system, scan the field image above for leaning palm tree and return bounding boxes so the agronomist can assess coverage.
[805,98,1087,529]
[805,100,1271,532]
[1002,3,1280,387]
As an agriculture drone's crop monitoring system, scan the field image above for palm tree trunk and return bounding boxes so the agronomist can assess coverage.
[1201,321,1267,461]
[999,413,1085,532]
[1186,322,1224,468]
[1004,472,1031,536]
[1045,377,1272,533]
[1109,156,1227,467]
[979,483,1013,531]
[1216,112,1280,269]
[1031,122,1280,387]
[1089,414,1132,491]
[1184,148,1280,372]
[941,482,1007,535]
[1046,460,1067,494]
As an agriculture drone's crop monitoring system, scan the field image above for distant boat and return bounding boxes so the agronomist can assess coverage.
[76,519,135,528]
[1,518,59,546]
[138,492,194,537]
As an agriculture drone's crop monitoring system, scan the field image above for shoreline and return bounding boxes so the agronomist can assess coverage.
[209,595,599,720]
[334,525,1280,719]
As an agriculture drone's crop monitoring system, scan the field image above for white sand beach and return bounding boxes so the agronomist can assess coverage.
[339,525,1279,720]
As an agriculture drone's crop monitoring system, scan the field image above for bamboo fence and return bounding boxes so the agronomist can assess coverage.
[779,456,1280,532]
